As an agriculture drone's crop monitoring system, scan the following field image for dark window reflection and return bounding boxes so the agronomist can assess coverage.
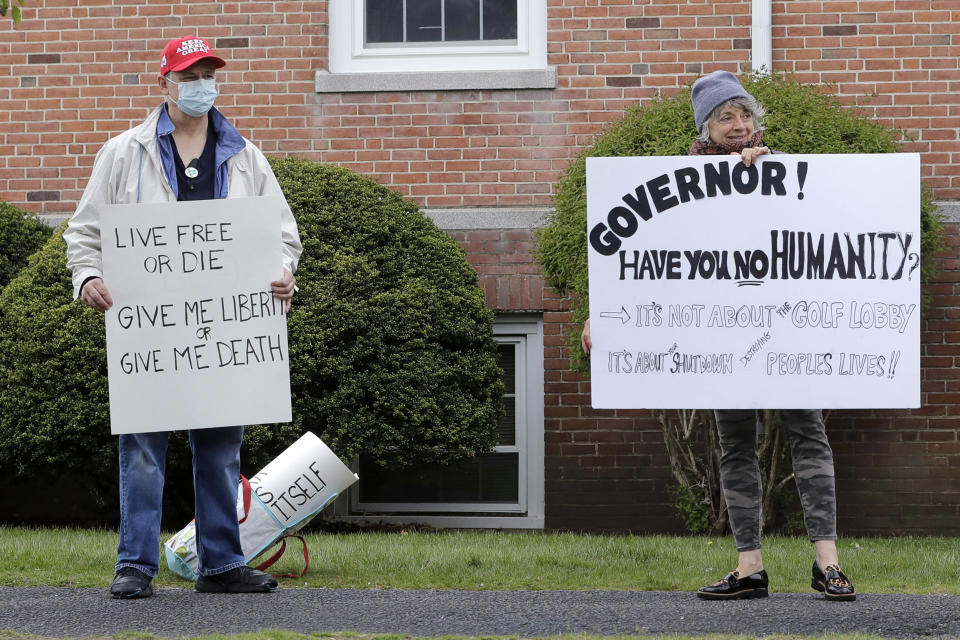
[359,452,520,503]
[483,0,517,39]
[407,0,443,42]
[367,0,517,43]
[366,0,403,43]
[496,343,517,446]
[446,0,481,41]
[498,396,516,446]
[498,344,516,394]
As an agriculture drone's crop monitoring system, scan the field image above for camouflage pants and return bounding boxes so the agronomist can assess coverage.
[714,409,837,551]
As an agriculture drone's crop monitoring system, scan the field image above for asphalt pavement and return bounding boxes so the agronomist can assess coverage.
[3,586,960,638]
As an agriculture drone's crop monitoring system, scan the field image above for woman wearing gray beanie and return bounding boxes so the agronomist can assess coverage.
[690,70,854,602]
[581,70,855,602]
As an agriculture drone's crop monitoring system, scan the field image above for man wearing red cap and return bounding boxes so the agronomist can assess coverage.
[63,36,302,598]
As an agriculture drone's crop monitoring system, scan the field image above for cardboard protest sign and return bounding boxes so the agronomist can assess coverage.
[586,154,920,409]
[101,196,292,433]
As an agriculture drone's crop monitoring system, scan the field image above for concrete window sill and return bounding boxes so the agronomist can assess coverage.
[315,68,557,93]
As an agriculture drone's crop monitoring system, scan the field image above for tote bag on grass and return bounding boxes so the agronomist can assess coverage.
[164,431,358,580]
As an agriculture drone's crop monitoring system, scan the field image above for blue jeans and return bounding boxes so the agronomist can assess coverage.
[115,426,246,577]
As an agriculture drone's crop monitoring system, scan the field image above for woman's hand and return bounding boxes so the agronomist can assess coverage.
[581,318,592,354]
[731,145,769,167]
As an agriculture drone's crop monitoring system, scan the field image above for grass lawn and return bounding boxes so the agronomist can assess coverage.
[1,526,959,594]
[0,633,911,640]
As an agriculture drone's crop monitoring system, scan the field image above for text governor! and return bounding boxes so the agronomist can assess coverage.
[590,160,800,256]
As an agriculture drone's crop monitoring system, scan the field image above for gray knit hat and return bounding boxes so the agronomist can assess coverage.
[691,70,752,132]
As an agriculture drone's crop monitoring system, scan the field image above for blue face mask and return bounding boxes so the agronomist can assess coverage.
[166,77,218,117]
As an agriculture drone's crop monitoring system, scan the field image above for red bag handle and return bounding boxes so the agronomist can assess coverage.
[237,475,252,524]
[254,535,309,578]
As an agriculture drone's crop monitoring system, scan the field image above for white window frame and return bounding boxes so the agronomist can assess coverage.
[333,315,545,529]
[329,0,548,74]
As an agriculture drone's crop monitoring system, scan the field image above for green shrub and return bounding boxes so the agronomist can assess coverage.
[0,160,502,524]
[537,71,945,371]
[0,201,53,289]
[254,158,503,469]
[668,484,714,535]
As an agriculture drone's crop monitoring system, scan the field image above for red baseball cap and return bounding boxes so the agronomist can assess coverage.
[159,36,226,75]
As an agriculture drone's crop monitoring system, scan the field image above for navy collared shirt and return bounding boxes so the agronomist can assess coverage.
[155,104,246,200]
[170,118,217,201]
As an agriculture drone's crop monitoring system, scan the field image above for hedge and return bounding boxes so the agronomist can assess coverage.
[0,159,503,523]
[0,201,52,289]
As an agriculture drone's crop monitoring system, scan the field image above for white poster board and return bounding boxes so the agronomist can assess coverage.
[101,196,292,433]
[248,431,359,528]
[586,154,920,409]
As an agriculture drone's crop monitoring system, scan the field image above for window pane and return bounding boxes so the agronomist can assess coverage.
[445,0,480,41]
[496,343,516,445]
[358,452,519,503]
[498,344,516,394]
[407,0,443,42]
[483,0,517,39]
[366,0,404,43]
[497,396,516,445]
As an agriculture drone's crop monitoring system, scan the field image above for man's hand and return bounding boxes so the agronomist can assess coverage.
[732,145,770,167]
[581,318,592,355]
[271,269,296,312]
[81,278,113,312]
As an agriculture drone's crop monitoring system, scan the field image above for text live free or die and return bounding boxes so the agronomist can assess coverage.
[111,221,286,375]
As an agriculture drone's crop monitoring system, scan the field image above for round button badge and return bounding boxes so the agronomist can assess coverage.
[185,167,199,179]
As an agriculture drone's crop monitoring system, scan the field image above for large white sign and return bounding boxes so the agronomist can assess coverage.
[101,197,292,433]
[586,154,920,409]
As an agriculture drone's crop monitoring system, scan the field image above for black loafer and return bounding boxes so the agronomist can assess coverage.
[812,561,856,601]
[697,569,769,600]
[195,566,278,593]
[110,567,154,599]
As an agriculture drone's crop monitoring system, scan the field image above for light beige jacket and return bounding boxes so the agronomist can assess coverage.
[64,105,302,298]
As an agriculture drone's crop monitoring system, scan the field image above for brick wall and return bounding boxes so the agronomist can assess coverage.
[450,229,545,311]
[771,0,960,198]
[1,0,959,533]
[1,0,957,214]
[0,0,327,213]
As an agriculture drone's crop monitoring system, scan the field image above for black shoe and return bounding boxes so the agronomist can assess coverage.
[812,561,856,601]
[110,567,154,599]
[195,566,278,593]
[697,569,769,600]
